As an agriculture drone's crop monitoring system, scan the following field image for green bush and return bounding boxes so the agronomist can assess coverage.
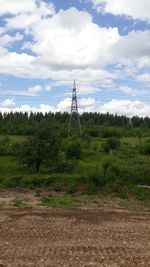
[54,160,74,172]
[88,172,105,187]
[141,140,150,155]
[99,127,121,138]
[40,195,80,208]
[85,182,96,195]
[105,181,128,198]
[66,181,77,194]
[128,185,150,200]
[1,176,26,188]
[65,139,82,159]
[103,137,121,153]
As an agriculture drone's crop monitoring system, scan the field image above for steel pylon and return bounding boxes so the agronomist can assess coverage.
[68,80,81,137]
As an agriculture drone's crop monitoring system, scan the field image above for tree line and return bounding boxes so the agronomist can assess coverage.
[0,111,149,136]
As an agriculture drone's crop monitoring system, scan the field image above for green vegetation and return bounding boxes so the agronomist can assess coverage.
[11,197,31,208]
[15,127,60,172]
[0,111,150,202]
[102,137,121,153]
[40,195,86,208]
[65,138,82,159]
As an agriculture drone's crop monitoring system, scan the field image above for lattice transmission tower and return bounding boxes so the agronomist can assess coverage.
[68,80,81,137]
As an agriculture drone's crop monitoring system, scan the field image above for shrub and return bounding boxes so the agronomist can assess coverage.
[40,195,80,208]
[99,127,121,138]
[105,181,128,199]
[53,160,74,172]
[66,181,77,194]
[141,140,150,155]
[103,137,121,153]
[65,139,82,159]
[128,185,150,200]
[88,172,105,187]
[85,183,96,195]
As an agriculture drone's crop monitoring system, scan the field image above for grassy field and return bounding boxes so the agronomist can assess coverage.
[0,134,149,202]
[0,135,27,143]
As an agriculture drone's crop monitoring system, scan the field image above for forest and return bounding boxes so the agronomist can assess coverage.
[0,111,150,202]
[0,111,150,136]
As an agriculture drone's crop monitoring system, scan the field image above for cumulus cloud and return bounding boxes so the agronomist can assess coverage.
[5,2,55,30]
[0,98,149,117]
[27,84,52,96]
[57,97,98,111]
[0,0,55,16]
[111,30,150,63]
[137,73,150,82]
[0,6,121,82]
[99,99,150,117]
[119,86,138,96]
[0,52,36,78]
[0,103,57,114]
[0,33,23,47]
[25,7,119,69]
[57,98,71,111]
[79,97,98,106]
[91,0,150,21]
[1,99,15,108]
[0,0,36,15]
[0,84,52,97]
[28,85,42,96]
[0,6,150,83]
[0,3,150,117]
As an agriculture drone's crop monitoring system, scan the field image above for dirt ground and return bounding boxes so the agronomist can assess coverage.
[0,210,150,267]
[0,191,150,267]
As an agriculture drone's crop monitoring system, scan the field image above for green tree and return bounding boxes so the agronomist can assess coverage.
[16,128,60,172]
[103,137,121,153]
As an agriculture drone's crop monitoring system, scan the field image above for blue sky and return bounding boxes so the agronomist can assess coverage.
[0,0,150,116]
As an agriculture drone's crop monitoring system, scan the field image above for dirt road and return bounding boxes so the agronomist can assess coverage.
[0,209,149,267]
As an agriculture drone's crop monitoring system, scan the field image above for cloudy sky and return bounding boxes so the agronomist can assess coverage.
[0,0,150,116]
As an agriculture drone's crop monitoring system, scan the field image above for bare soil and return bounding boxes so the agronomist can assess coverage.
[0,190,150,267]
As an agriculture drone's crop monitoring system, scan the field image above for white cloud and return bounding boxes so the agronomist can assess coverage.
[78,85,99,95]
[57,96,98,112]
[0,6,149,85]
[57,98,71,111]
[1,7,149,86]
[0,0,55,16]
[99,99,150,117]
[0,5,149,117]
[0,33,23,47]
[112,30,150,62]
[0,84,52,97]
[79,97,98,106]
[119,86,138,96]
[0,52,37,78]
[137,73,150,82]
[28,85,42,96]
[0,27,5,35]
[27,84,52,95]
[1,99,15,108]
[0,0,36,15]
[91,0,150,21]
[21,7,119,69]
[44,84,52,92]
[5,2,55,30]
[0,99,149,117]
[0,103,57,114]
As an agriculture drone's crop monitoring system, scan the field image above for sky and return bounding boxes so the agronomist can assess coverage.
[0,0,150,117]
